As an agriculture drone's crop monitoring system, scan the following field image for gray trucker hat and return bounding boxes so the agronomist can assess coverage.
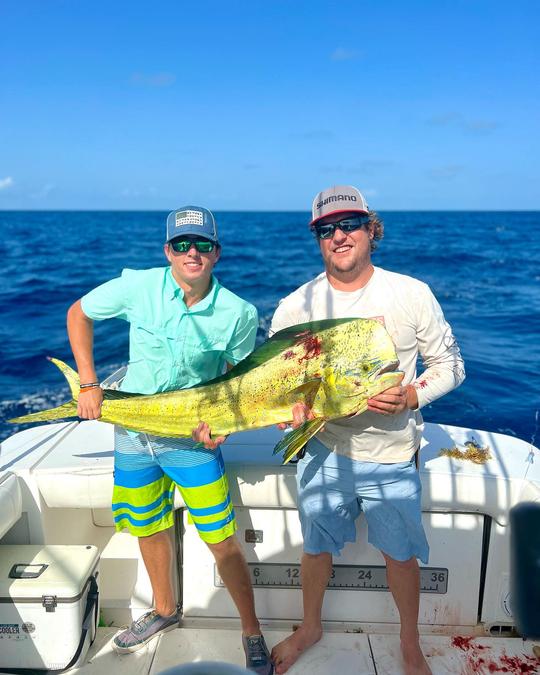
[310,185,369,227]
[166,206,219,243]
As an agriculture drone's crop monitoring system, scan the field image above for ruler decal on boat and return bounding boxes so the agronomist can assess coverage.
[214,563,448,594]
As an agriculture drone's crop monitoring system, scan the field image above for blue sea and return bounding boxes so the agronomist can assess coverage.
[1,211,539,446]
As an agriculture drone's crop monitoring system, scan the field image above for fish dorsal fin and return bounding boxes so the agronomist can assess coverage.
[273,418,326,464]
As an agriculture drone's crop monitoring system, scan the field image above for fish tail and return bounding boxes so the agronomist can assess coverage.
[48,357,81,398]
[8,358,80,425]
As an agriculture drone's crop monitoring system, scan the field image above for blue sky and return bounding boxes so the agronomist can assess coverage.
[1,1,539,210]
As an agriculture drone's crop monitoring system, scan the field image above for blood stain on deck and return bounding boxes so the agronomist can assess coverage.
[451,635,540,673]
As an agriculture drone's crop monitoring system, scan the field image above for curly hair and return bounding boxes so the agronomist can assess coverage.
[368,210,384,252]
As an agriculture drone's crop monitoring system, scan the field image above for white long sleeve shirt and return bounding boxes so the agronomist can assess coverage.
[270,267,465,463]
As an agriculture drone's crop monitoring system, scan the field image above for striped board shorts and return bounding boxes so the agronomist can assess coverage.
[112,427,236,543]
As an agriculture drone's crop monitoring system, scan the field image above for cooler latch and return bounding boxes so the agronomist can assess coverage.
[42,595,57,612]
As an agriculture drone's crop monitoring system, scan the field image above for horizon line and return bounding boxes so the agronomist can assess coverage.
[1,208,539,214]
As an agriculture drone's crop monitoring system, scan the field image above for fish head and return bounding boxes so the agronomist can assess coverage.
[316,318,404,416]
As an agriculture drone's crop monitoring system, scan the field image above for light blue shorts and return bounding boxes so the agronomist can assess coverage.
[297,438,429,563]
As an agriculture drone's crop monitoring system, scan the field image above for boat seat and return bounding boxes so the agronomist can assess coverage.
[33,423,296,512]
[0,472,23,539]
[22,420,539,527]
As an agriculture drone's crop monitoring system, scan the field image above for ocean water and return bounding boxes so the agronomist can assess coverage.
[1,211,539,446]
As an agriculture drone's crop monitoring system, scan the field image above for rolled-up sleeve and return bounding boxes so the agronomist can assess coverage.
[413,285,465,409]
[224,305,258,365]
[80,270,132,322]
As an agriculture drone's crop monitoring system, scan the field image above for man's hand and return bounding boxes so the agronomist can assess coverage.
[277,402,316,431]
[77,387,104,419]
[367,384,418,415]
[192,421,227,450]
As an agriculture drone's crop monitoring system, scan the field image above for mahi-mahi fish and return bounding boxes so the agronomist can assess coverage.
[10,318,403,463]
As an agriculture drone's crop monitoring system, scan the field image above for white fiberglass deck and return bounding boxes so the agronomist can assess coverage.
[1,419,540,674]
[75,628,540,675]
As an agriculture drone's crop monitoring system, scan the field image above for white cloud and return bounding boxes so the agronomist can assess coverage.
[31,183,55,199]
[130,72,176,87]
[292,129,334,141]
[350,160,394,175]
[320,161,394,176]
[427,113,460,126]
[331,47,360,62]
[427,113,498,135]
[362,188,378,197]
[0,176,14,190]
[428,165,465,180]
[463,119,499,134]
[120,186,157,198]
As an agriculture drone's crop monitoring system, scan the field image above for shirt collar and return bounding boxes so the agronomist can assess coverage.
[166,269,220,312]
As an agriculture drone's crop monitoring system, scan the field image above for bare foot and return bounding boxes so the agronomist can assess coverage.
[401,638,432,675]
[271,625,322,674]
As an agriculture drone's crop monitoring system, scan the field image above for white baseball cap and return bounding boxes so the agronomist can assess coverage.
[310,185,369,227]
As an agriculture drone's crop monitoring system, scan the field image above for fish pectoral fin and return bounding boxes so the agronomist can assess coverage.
[287,379,322,408]
[273,418,326,464]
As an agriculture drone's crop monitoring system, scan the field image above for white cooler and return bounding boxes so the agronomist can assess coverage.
[0,545,100,672]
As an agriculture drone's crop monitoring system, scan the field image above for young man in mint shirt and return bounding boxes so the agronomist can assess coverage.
[67,206,273,674]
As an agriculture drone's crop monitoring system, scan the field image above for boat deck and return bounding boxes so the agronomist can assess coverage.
[2,421,540,674]
[76,628,540,675]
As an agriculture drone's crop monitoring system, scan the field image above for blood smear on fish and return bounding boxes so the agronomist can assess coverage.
[295,332,322,362]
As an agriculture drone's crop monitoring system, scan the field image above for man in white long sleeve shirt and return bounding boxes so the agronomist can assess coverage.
[269,186,465,675]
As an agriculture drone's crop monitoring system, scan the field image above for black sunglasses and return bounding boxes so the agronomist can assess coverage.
[170,237,215,253]
[312,215,370,240]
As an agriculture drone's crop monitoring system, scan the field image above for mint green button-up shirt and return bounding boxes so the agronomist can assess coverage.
[81,267,258,395]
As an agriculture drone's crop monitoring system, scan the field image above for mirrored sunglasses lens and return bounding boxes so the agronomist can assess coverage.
[339,221,360,233]
[195,240,214,252]
[316,225,335,239]
[171,239,214,252]
[339,217,369,232]
[171,240,190,252]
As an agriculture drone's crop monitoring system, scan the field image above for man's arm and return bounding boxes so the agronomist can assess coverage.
[67,300,104,419]
[369,284,465,416]
[68,271,132,419]
[410,285,465,409]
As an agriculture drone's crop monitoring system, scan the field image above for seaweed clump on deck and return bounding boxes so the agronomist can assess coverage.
[438,438,492,464]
